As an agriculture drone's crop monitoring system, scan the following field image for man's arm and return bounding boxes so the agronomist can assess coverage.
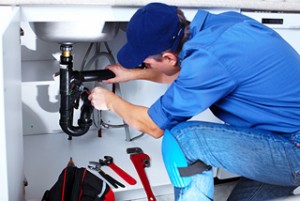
[88,87,164,138]
[105,64,178,84]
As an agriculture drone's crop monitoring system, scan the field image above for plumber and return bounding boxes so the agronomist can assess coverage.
[88,3,300,201]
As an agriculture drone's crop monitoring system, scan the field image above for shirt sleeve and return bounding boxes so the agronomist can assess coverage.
[148,48,237,130]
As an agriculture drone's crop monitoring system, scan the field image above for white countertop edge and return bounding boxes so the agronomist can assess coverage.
[2,0,300,11]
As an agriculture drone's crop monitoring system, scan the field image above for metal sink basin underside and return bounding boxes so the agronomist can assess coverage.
[32,21,119,43]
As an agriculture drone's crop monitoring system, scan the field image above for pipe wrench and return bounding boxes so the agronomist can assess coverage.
[127,147,156,201]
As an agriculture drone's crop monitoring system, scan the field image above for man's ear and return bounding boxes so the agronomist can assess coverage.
[162,52,178,66]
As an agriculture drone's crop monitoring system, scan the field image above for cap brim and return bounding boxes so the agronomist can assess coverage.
[117,42,147,69]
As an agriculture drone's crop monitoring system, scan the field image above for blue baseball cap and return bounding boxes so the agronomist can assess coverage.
[117,3,184,69]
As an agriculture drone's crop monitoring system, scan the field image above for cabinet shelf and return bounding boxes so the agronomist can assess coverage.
[23,129,173,200]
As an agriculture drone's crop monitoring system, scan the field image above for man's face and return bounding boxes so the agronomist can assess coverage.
[143,54,180,76]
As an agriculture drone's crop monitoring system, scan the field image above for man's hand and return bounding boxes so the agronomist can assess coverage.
[105,64,134,84]
[88,87,115,110]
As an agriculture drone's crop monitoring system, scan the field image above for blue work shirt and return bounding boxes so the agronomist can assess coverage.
[148,10,300,133]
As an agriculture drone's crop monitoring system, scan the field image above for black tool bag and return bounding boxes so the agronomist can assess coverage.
[42,166,114,201]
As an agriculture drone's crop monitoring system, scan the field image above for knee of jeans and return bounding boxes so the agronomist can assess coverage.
[169,123,192,153]
[171,121,200,136]
[170,121,201,150]
[170,122,187,135]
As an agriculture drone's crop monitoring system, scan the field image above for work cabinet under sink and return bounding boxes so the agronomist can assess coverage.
[2,5,300,201]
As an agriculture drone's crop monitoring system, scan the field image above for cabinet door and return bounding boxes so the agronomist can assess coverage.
[0,6,23,201]
[241,11,300,53]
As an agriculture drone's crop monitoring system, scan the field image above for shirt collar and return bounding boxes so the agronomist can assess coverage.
[178,10,209,65]
[190,9,209,33]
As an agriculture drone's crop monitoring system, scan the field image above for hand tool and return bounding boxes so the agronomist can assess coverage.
[88,161,125,189]
[127,147,156,201]
[100,156,137,185]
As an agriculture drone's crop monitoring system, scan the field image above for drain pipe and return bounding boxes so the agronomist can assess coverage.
[59,44,92,138]
[59,44,115,139]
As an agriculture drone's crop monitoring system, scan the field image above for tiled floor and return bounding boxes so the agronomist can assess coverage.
[214,181,238,201]
[133,182,300,201]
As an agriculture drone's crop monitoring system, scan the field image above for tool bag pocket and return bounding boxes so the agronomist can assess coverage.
[42,166,114,201]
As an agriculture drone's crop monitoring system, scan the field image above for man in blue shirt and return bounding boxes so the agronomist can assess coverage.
[88,3,300,200]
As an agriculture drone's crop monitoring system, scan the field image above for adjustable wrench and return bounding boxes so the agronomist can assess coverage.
[127,147,156,201]
[88,161,125,189]
[100,156,137,185]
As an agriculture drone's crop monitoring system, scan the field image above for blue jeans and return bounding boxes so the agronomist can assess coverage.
[170,121,300,201]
